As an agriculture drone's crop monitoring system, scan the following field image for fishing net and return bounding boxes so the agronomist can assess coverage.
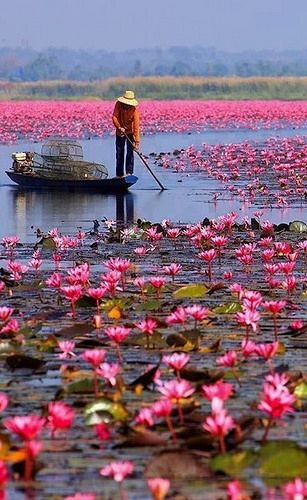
[12,139,108,180]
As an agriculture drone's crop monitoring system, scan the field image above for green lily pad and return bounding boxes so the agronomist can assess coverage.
[38,236,56,249]
[259,441,307,481]
[173,284,209,299]
[84,398,128,424]
[65,377,97,394]
[289,221,307,233]
[213,302,242,314]
[136,299,161,311]
[294,381,307,399]
[210,450,256,477]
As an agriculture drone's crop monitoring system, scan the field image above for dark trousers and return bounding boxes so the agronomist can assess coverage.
[116,134,134,176]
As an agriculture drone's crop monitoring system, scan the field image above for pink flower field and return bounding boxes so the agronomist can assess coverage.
[0,98,306,498]
[0,99,307,143]
[0,216,306,499]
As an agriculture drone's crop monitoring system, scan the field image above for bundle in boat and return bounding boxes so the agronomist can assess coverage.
[12,139,108,181]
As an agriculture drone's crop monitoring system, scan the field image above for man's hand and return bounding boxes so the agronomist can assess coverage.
[119,127,126,134]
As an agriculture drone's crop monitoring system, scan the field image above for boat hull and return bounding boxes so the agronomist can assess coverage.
[6,172,138,192]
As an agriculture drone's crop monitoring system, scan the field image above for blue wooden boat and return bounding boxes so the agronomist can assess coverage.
[6,170,138,192]
[6,139,138,192]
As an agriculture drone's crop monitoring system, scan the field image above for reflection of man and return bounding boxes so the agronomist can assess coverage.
[112,90,140,178]
[116,193,134,226]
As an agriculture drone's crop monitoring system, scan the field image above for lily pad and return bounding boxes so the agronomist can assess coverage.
[84,398,128,423]
[294,381,307,399]
[173,284,209,299]
[259,441,307,481]
[210,450,256,477]
[289,221,307,233]
[213,302,242,314]
[136,299,161,311]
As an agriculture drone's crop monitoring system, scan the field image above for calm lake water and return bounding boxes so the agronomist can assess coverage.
[0,128,306,241]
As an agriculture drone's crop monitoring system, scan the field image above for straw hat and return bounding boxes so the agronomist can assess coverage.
[117,90,138,106]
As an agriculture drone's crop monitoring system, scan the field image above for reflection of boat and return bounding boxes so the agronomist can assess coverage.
[6,139,138,192]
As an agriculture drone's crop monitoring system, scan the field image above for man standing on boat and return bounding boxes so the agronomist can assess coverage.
[112,90,140,178]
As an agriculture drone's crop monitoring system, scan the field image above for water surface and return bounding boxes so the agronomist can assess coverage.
[0,128,306,240]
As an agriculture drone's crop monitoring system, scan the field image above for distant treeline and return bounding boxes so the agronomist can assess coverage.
[0,76,307,100]
[0,46,307,81]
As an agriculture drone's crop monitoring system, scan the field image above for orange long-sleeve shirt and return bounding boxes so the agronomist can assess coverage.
[112,102,140,143]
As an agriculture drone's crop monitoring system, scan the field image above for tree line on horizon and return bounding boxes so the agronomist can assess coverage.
[0,45,306,81]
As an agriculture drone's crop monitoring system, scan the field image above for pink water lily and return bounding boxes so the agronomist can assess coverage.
[147,478,170,500]
[47,401,75,437]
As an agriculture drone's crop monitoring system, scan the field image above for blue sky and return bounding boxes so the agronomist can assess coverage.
[1,0,306,51]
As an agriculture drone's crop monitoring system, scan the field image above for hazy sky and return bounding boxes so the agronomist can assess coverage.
[1,0,306,52]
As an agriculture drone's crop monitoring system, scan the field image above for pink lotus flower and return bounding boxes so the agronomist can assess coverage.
[135,407,154,427]
[0,307,14,323]
[104,326,131,344]
[145,227,163,241]
[282,276,297,295]
[0,394,9,413]
[262,300,286,314]
[46,272,62,288]
[66,263,90,286]
[100,271,122,296]
[96,362,120,386]
[167,228,180,239]
[283,477,307,500]
[135,318,158,336]
[0,460,8,486]
[82,349,106,367]
[47,401,75,437]
[133,276,146,292]
[87,286,107,313]
[104,257,131,273]
[262,300,287,340]
[7,260,28,281]
[216,350,237,367]
[236,309,261,335]
[0,318,19,334]
[104,326,131,362]
[147,478,171,500]
[255,341,279,360]
[166,307,187,325]
[163,352,190,377]
[258,375,296,442]
[151,399,173,418]
[58,340,76,359]
[201,381,234,402]
[289,320,304,331]
[185,304,209,322]
[100,460,134,482]
[157,379,195,401]
[4,415,45,441]
[163,263,182,280]
[95,422,111,442]
[2,235,20,249]
[134,246,151,256]
[149,277,166,298]
[227,480,248,500]
[258,383,296,419]
[198,249,217,281]
[242,290,263,311]
[241,339,257,358]
[202,409,235,452]
[60,284,83,318]
[229,283,245,300]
